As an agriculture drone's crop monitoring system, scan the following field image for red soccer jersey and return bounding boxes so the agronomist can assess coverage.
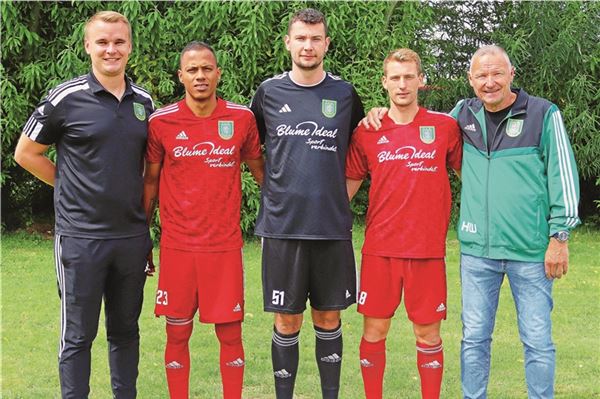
[146,98,262,251]
[346,107,462,258]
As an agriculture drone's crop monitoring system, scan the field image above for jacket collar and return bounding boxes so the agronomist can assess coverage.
[470,88,529,115]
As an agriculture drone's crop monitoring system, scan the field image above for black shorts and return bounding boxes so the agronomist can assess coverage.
[261,238,357,313]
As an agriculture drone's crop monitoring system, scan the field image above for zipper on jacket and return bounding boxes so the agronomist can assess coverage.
[485,154,490,257]
[483,109,526,256]
[469,106,492,256]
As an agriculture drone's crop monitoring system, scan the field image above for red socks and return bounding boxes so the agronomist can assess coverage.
[360,337,443,399]
[165,319,194,399]
[359,337,386,399]
[416,340,443,399]
[215,321,245,399]
[165,320,244,399]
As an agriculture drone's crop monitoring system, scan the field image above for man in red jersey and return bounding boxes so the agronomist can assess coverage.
[143,41,264,399]
[346,48,462,399]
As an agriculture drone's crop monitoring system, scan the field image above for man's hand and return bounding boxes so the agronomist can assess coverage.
[544,238,569,279]
[145,250,156,277]
[360,107,388,130]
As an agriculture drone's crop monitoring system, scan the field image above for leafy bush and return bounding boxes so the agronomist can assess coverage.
[241,168,261,238]
[2,1,598,234]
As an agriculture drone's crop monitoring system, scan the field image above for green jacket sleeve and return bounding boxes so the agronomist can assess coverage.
[541,105,580,234]
[449,100,464,120]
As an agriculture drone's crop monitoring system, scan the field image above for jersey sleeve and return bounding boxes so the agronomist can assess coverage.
[446,118,463,171]
[541,105,580,234]
[21,90,63,145]
[241,114,263,160]
[249,85,267,144]
[348,87,365,142]
[345,129,369,180]
[145,120,164,164]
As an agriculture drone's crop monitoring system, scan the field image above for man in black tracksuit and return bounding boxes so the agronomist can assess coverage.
[14,11,154,399]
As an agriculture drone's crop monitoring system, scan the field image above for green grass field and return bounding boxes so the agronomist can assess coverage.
[2,227,599,398]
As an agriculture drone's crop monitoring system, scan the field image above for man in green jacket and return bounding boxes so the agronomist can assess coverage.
[363,44,580,399]
[450,45,579,399]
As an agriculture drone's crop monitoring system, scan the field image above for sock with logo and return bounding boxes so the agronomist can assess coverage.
[315,322,343,399]
[165,319,194,399]
[215,321,245,399]
[271,326,300,399]
[359,337,386,399]
[416,339,444,399]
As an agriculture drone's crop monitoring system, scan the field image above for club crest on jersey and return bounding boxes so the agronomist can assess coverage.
[419,126,436,144]
[505,118,523,137]
[322,99,337,118]
[133,103,146,121]
[218,121,234,140]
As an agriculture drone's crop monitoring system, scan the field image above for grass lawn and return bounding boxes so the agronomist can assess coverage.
[2,226,599,398]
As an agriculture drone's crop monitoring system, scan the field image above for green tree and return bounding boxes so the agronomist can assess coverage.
[2,1,598,232]
[1,1,432,232]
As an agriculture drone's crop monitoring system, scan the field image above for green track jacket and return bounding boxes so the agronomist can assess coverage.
[451,89,580,262]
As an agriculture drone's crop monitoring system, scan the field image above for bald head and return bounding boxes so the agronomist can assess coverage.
[469,45,512,74]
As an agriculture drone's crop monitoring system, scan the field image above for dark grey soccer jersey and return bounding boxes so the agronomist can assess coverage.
[250,72,364,239]
[22,72,154,239]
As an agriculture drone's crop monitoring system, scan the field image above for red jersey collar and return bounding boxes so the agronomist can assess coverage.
[178,97,224,118]
[383,106,426,127]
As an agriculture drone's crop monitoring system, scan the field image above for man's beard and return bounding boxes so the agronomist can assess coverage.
[293,58,322,71]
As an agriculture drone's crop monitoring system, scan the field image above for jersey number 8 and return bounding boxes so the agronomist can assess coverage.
[358,291,367,305]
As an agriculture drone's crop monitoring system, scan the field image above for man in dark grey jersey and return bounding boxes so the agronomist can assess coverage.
[250,8,364,399]
[14,11,153,399]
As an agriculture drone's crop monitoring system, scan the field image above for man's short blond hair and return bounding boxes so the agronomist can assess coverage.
[383,48,422,75]
[84,11,131,41]
[469,45,512,73]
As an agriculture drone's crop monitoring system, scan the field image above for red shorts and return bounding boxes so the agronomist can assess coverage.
[155,247,244,324]
[357,255,447,324]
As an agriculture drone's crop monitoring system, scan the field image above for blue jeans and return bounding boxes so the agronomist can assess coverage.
[460,254,555,399]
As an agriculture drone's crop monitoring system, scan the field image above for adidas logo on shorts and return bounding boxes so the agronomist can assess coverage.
[274,369,292,378]
[436,303,446,312]
[233,303,242,312]
[320,353,342,363]
[421,360,442,369]
[165,361,184,369]
[360,359,374,368]
[345,289,351,299]
[226,357,245,367]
